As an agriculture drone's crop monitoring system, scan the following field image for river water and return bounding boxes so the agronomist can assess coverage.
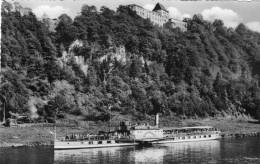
[1,138,260,164]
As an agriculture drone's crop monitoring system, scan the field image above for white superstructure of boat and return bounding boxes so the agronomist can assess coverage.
[155,126,221,144]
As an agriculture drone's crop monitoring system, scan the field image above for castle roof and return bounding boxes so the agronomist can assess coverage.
[128,4,144,9]
[153,3,168,13]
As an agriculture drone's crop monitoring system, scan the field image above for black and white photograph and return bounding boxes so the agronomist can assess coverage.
[0,0,260,163]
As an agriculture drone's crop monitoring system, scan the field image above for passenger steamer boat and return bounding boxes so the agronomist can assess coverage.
[54,114,221,150]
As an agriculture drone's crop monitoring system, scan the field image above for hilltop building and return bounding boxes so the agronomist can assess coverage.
[127,3,187,31]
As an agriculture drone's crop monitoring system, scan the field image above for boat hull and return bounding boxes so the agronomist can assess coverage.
[55,141,137,150]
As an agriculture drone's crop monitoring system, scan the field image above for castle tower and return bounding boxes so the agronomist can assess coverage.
[152,3,169,18]
[151,3,169,26]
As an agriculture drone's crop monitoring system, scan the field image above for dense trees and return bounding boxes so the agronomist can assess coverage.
[1,1,260,122]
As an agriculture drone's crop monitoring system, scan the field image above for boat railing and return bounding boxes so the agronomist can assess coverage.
[163,130,220,137]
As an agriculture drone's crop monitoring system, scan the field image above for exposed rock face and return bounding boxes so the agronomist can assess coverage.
[58,40,89,76]
[58,40,128,76]
[74,56,89,76]
[99,45,127,64]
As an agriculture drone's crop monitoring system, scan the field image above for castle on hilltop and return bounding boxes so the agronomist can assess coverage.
[127,3,187,31]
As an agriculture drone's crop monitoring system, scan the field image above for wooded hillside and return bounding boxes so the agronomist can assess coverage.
[1,1,260,123]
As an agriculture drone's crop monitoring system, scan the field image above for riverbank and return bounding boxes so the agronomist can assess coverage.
[0,117,260,148]
[0,126,53,148]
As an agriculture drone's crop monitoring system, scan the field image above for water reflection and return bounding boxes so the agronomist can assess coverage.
[133,147,165,163]
[55,146,135,164]
[132,140,220,164]
[54,140,221,164]
[1,138,260,164]
[2,138,260,164]
[162,140,221,164]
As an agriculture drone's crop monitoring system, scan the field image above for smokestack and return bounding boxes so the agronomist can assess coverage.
[155,113,159,127]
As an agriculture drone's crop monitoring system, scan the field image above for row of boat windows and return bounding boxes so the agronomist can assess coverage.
[164,128,218,134]
[173,135,212,140]
[64,135,214,145]
[67,140,118,145]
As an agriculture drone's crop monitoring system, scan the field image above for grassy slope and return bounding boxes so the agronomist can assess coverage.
[0,127,53,147]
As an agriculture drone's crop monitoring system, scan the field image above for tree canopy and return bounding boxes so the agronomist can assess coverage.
[1,1,260,122]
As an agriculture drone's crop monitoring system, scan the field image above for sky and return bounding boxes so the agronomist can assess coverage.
[11,0,260,32]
